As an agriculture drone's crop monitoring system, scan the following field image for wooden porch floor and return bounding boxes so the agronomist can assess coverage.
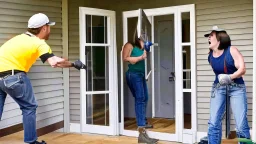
[0,131,239,144]
[124,114,192,134]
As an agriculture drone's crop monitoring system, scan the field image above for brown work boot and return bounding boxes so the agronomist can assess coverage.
[138,128,158,144]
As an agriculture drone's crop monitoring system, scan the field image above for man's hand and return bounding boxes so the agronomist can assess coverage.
[51,57,86,70]
[72,60,86,70]
[218,74,232,85]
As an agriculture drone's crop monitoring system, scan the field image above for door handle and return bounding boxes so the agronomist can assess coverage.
[169,72,175,82]
[171,72,175,77]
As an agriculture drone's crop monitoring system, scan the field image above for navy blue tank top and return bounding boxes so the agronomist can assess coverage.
[208,46,244,84]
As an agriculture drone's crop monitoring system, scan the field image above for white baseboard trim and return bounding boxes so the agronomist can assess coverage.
[70,123,81,133]
[197,130,253,142]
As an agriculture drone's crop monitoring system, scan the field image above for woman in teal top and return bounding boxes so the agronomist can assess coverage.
[122,37,157,143]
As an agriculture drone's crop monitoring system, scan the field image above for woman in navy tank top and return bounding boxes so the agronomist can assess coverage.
[205,26,251,143]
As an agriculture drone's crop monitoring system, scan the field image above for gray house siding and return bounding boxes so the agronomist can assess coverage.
[0,0,65,130]
[68,0,94,123]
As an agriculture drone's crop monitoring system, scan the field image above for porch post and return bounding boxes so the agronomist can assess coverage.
[62,0,70,133]
[253,0,256,142]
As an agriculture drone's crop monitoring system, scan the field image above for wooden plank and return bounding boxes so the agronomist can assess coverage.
[197,9,252,21]
[29,66,62,72]
[0,8,61,17]
[0,2,61,12]
[69,71,80,77]
[69,94,80,99]
[35,90,64,100]
[36,115,64,129]
[37,102,64,114]
[196,0,251,10]
[70,110,80,115]
[197,22,253,32]
[30,78,63,87]
[0,0,61,7]
[37,109,64,122]
[197,3,252,15]
[69,83,80,88]
[197,18,253,28]
[37,96,64,107]
[3,131,251,143]
[70,105,80,110]
[27,72,63,79]
[70,98,80,105]
[1,109,21,120]
[33,84,64,93]
[70,115,80,121]
[0,27,62,34]
[69,87,80,93]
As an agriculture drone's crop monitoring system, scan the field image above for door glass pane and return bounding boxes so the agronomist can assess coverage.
[183,92,191,129]
[183,46,191,89]
[86,15,108,43]
[182,12,190,43]
[127,17,138,42]
[86,94,109,126]
[85,46,109,91]
[86,15,92,43]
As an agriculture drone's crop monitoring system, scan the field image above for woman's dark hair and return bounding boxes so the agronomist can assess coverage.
[128,37,143,49]
[209,31,231,53]
[217,31,231,50]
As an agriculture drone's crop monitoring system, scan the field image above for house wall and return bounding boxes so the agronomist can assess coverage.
[68,0,93,123]
[0,0,65,130]
[68,0,253,135]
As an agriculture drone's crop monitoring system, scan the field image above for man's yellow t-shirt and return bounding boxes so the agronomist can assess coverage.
[0,33,53,73]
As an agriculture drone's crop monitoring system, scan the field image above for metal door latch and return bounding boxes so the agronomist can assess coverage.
[169,72,175,81]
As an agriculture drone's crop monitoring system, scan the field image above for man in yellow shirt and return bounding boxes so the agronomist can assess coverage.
[0,13,85,144]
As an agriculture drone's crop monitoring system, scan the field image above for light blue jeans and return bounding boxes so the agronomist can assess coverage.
[208,83,251,144]
[0,72,38,143]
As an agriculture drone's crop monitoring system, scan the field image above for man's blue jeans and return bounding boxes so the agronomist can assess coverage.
[126,71,148,127]
[0,72,38,143]
[208,83,251,144]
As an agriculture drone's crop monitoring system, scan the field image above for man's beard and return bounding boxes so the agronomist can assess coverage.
[44,33,50,40]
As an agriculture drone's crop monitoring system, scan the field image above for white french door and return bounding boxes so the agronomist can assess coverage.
[121,4,196,143]
[79,7,118,135]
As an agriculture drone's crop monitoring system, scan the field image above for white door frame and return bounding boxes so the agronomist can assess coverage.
[79,7,118,135]
[253,0,256,142]
[120,4,196,143]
